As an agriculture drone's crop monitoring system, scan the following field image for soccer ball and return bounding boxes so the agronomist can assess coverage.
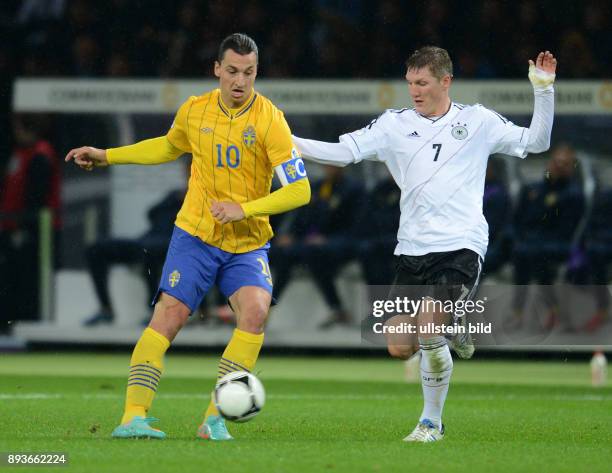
[214,371,265,422]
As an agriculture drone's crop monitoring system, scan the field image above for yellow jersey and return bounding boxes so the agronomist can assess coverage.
[167,89,296,253]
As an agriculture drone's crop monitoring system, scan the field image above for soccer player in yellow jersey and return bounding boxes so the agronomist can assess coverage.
[65,33,311,440]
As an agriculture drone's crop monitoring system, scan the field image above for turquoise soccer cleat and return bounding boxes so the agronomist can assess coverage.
[111,416,166,439]
[197,415,233,441]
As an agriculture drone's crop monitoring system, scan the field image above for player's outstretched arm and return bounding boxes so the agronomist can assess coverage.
[525,51,556,154]
[65,136,184,171]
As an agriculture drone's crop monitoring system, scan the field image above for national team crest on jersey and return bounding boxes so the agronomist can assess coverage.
[451,122,469,140]
[169,270,181,288]
[242,125,256,147]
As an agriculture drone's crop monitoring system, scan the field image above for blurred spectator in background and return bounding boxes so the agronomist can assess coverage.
[354,174,400,286]
[270,166,363,328]
[262,14,306,77]
[581,1,612,76]
[0,45,13,173]
[3,0,609,80]
[472,0,511,76]
[482,159,511,277]
[558,29,597,78]
[582,188,612,332]
[16,0,65,23]
[105,51,132,77]
[361,0,407,78]
[82,189,184,327]
[351,174,400,325]
[163,1,203,77]
[71,34,102,76]
[511,143,585,329]
[0,114,61,332]
[453,48,496,79]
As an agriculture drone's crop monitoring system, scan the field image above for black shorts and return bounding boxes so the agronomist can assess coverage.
[388,248,483,311]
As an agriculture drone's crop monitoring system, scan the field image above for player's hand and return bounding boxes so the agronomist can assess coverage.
[528,51,556,89]
[210,201,245,224]
[65,146,109,171]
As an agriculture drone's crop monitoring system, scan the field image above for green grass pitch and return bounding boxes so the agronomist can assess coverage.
[1,353,610,472]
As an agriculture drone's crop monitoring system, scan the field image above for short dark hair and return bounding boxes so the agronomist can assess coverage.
[218,33,259,62]
[406,46,453,80]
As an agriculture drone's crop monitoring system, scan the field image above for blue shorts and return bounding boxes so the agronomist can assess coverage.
[153,226,273,312]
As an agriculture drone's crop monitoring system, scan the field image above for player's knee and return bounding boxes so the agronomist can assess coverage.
[162,298,190,322]
[238,302,268,333]
[387,344,416,360]
[150,294,190,338]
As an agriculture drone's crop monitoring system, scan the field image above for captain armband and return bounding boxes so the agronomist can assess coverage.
[274,149,308,186]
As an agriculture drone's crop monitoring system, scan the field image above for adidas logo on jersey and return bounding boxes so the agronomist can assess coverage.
[407,131,421,138]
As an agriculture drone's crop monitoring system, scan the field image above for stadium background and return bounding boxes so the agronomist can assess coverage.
[0,2,610,472]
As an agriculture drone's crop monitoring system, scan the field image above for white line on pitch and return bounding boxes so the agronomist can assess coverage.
[0,393,610,401]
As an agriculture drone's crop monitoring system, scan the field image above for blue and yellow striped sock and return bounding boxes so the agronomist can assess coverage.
[121,327,170,424]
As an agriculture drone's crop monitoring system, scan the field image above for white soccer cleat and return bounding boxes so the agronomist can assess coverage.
[403,419,445,442]
[449,315,475,359]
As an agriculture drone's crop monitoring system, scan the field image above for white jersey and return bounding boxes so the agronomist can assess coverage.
[340,103,529,259]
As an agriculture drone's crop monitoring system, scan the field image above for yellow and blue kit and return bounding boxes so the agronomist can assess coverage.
[106,88,310,306]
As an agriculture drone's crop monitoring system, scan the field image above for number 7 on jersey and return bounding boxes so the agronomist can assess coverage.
[432,143,442,161]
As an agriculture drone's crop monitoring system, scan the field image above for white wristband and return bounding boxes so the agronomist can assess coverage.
[528,64,555,90]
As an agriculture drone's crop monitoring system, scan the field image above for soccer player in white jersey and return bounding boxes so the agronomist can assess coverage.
[293,47,556,442]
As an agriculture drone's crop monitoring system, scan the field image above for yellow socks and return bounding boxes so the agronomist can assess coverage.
[204,328,264,419]
[121,327,170,424]
[120,327,263,424]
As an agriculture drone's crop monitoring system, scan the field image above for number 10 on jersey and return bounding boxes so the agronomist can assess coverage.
[216,144,240,168]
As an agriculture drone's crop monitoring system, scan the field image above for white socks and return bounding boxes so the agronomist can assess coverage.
[419,336,453,429]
